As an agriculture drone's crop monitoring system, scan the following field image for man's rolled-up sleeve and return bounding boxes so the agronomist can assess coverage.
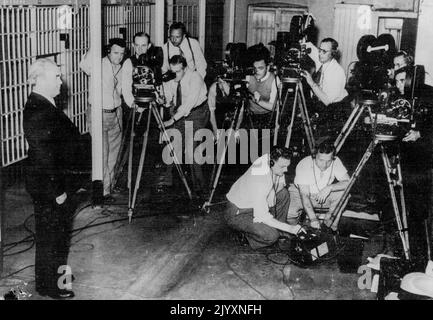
[121,59,135,107]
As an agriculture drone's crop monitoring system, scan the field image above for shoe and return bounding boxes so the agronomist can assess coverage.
[46,289,75,299]
[38,289,75,299]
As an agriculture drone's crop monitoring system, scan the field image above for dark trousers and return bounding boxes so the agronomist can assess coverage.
[159,104,210,194]
[224,188,291,249]
[34,198,74,294]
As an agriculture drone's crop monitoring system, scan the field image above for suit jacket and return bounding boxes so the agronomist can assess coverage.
[23,92,82,202]
[401,85,433,171]
[130,45,164,82]
[130,45,164,69]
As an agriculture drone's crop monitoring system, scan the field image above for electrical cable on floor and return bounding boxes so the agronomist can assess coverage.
[3,215,35,249]
[0,265,35,281]
[3,215,36,256]
[225,256,268,300]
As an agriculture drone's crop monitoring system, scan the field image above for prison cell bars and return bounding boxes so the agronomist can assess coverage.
[172,3,199,39]
[1,6,34,167]
[0,3,154,168]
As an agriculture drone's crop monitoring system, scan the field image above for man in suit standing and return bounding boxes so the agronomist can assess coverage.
[23,58,79,299]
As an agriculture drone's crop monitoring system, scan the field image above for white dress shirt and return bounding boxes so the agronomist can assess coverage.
[226,154,286,225]
[162,37,207,79]
[308,45,348,104]
[162,69,208,120]
[80,54,135,109]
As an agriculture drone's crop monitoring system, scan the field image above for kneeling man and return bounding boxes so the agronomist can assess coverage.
[225,147,303,249]
[287,140,350,229]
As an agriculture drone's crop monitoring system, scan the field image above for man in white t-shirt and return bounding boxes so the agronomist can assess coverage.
[225,147,303,249]
[287,140,350,230]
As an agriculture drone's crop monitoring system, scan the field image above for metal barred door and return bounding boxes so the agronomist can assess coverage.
[247,7,306,50]
[0,2,153,168]
[169,0,200,39]
[0,4,90,167]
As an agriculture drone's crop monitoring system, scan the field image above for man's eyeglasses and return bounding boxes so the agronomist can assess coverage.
[254,66,266,71]
[319,48,332,54]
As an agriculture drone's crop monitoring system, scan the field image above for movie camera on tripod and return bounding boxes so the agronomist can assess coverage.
[210,42,255,91]
[348,33,397,93]
[357,89,412,141]
[272,13,317,83]
[133,64,158,104]
[334,32,427,153]
[269,14,317,150]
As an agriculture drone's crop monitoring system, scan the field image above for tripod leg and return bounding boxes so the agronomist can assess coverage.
[380,145,410,260]
[298,82,315,153]
[329,195,351,231]
[151,106,193,200]
[204,100,244,212]
[279,86,291,117]
[285,87,298,149]
[129,107,152,223]
[127,109,137,209]
[334,104,365,155]
[396,157,410,253]
[328,138,379,228]
[246,111,259,144]
[273,98,281,146]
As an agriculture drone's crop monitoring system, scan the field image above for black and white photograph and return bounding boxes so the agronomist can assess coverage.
[0,0,432,305]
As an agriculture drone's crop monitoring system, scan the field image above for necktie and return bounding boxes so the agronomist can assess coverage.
[112,65,120,91]
[179,46,185,58]
[175,81,182,112]
[313,65,323,86]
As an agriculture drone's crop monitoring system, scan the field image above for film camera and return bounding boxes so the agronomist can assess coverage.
[133,64,158,104]
[362,90,411,140]
[210,42,255,83]
[272,14,317,82]
[349,33,397,92]
[278,43,313,82]
[361,65,427,140]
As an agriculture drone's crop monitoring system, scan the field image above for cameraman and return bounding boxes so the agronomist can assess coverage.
[125,32,163,82]
[391,66,433,265]
[208,46,281,136]
[158,55,209,198]
[301,38,348,107]
[388,51,414,81]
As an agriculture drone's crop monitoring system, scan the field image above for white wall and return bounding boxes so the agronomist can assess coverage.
[415,0,433,86]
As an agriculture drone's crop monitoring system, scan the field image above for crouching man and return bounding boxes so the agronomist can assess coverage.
[224,147,303,249]
[287,140,350,230]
